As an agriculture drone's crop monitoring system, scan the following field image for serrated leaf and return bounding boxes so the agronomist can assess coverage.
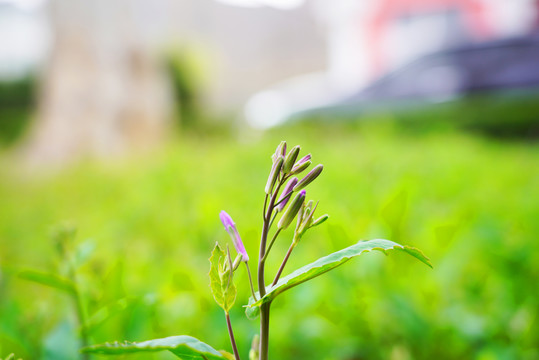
[18,270,76,295]
[81,335,227,359]
[246,239,431,312]
[209,243,236,313]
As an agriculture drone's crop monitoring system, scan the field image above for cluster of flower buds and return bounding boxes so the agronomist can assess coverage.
[220,142,329,262]
[265,141,329,241]
[266,141,319,196]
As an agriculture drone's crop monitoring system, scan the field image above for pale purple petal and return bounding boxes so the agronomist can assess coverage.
[295,154,311,167]
[219,210,249,261]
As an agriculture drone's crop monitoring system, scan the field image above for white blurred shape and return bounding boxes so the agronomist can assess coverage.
[0,0,46,11]
[215,0,304,10]
[0,1,50,79]
[245,90,290,129]
[245,72,340,129]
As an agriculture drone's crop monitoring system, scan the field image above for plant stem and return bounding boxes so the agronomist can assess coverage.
[268,212,278,229]
[262,194,268,221]
[258,183,283,296]
[259,303,270,360]
[67,260,90,360]
[72,288,90,360]
[272,243,295,286]
[245,262,258,301]
[225,312,241,360]
[257,179,285,360]
[261,229,281,263]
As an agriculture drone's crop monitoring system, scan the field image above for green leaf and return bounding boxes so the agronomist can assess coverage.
[244,296,260,320]
[18,270,76,295]
[208,243,237,313]
[81,335,228,359]
[220,350,235,359]
[246,239,431,312]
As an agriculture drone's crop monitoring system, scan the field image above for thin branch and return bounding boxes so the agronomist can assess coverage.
[272,243,295,286]
[245,262,258,301]
[225,312,241,360]
[268,212,278,230]
[262,229,281,263]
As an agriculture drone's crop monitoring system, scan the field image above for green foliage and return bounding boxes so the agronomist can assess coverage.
[1,126,538,359]
[82,335,229,359]
[209,243,237,313]
[1,354,22,360]
[252,239,430,309]
[17,270,76,295]
[0,77,35,145]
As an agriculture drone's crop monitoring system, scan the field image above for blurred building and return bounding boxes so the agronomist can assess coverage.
[246,0,539,128]
[320,0,539,90]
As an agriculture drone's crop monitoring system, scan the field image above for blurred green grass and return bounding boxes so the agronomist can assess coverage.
[1,124,539,359]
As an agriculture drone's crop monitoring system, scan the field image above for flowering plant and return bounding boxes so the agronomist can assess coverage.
[83,141,432,360]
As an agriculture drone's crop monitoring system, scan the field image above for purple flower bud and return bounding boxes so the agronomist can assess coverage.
[290,154,312,175]
[278,189,306,230]
[272,141,287,162]
[293,164,323,192]
[276,177,298,212]
[219,211,249,262]
[265,156,284,194]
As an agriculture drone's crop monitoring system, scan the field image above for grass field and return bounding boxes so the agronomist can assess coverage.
[1,124,538,359]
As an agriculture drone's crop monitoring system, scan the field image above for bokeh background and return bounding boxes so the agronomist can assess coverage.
[1,0,539,359]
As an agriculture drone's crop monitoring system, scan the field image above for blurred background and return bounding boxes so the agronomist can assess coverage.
[1,0,539,359]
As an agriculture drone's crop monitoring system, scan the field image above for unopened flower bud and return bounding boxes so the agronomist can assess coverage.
[290,154,311,175]
[293,164,323,192]
[219,211,249,262]
[298,201,318,235]
[276,177,298,212]
[296,202,306,229]
[312,214,329,227]
[265,156,284,194]
[232,253,242,270]
[272,141,287,162]
[249,335,260,360]
[283,145,300,174]
[278,190,306,230]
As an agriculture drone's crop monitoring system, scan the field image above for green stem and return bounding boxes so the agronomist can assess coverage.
[272,243,295,286]
[245,262,258,301]
[73,288,90,360]
[268,212,278,229]
[225,312,241,360]
[259,303,271,360]
[261,229,281,263]
[67,258,90,360]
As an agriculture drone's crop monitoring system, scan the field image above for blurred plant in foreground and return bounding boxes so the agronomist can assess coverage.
[18,225,92,360]
[82,141,432,360]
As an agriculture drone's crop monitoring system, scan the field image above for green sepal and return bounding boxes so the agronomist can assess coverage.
[209,243,237,313]
[246,239,431,312]
[81,335,228,359]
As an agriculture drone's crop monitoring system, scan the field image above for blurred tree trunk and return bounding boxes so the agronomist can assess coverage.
[24,0,172,165]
